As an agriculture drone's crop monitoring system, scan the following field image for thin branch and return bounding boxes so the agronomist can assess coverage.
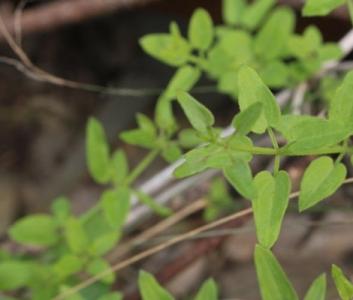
[54,207,253,300]
[108,198,207,261]
[53,178,353,299]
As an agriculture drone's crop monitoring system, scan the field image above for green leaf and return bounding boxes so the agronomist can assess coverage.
[207,29,252,78]
[174,137,250,178]
[174,146,213,178]
[255,245,298,300]
[195,278,218,300]
[91,231,121,256]
[238,66,281,133]
[101,187,131,229]
[51,196,71,224]
[299,156,346,211]
[332,265,353,300]
[155,96,177,133]
[139,31,190,67]
[304,274,326,300]
[278,116,349,154]
[111,150,129,184]
[222,0,247,25]
[259,61,289,88]
[136,191,172,217]
[303,0,345,16]
[164,66,201,99]
[53,255,85,280]
[178,128,203,148]
[138,270,174,300]
[177,91,214,133]
[87,258,115,284]
[232,102,263,135]
[288,26,322,59]
[0,261,31,290]
[86,118,111,184]
[254,8,295,60]
[188,8,214,50]
[224,160,255,200]
[218,71,238,96]
[120,129,156,149]
[253,171,291,248]
[318,43,342,61]
[137,113,156,136]
[161,143,182,163]
[9,214,58,247]
[241,0,275,30]
[329,70,353,132]
[227,135,253,162]
[64,217,89,254]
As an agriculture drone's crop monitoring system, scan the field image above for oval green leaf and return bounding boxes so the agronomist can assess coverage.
[9,214,58,247]
[224,160,255,200]
[188,8,214,50]
[86,118,111,184]
[232,102,263,136]
[101,187,131,229]
[253,170,291,248]
[177,91,214,133]
[299,156,346,211]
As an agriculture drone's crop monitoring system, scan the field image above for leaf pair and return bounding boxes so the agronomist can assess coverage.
[222,0,275,30]
[174,136,252,179]
[140,7,214,66]
[140,23,190,67]
[288,26,341,63]
[156,65,200,133]
[120,114,157,149]
[238,66,281,133]
[225,167,291,249]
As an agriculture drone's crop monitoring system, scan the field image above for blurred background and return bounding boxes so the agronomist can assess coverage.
[0,0,353,299]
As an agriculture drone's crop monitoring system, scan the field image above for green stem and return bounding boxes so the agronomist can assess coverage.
[125,149,159,185]
[280,145,347,156]
[268,128,280,174]
[229,144,278,155]
[336,139,349,163]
